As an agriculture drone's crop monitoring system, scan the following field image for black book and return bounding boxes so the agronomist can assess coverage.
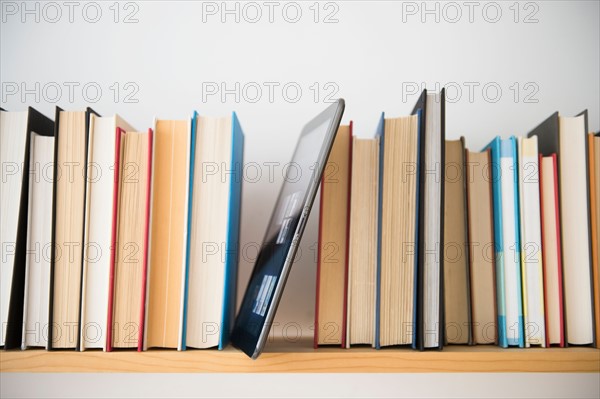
[411,89,446,350]
[1,107,54,349]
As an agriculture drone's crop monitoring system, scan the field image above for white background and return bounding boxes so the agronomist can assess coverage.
[1,1,599,397]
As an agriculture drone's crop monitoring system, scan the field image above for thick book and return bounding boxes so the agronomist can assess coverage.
[443,137,471,345]
[375,112,420,348]
[484,136,524,348]
[591,133,600,348]
[144,117,192,350]
[0,107,54,349]
[517,136,546,347]
[48,107,98,350]
[412,89,446,350]
[183,112,244,350]
[80,114,133,351]
[346,136,379,348]
[528,111,595,346]
[539,154,565,347]
[465,149,497,345]
[314,123,352,348]
[107,128,153,351]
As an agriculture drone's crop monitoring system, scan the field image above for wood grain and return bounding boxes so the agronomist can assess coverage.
[1,341,598,373]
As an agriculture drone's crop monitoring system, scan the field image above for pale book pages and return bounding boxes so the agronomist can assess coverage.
[112,131,150,348]
[466,150,496,344]
[346,137,378,347]
[380,115,418,347]
[559,115,593,345]
[316,125,351,346]
[80,114,133,351]
[443,139,469,344]
[595,137,600,271]
[186,116,232,349]
[594,136,600,346]
[0,111,28,347]
[517,136,545,347]
[22,132,54,349]
[423,94,442,348]
[53,111,87,349]
[145,119,190,349]
[540,156,562,345]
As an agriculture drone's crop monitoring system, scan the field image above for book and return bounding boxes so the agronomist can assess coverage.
[517,136,546,347]
[49,107,97,350]
[465,149,497,345]
[144,118,191,350]
[108,129,153,350]
[0,107,54,349]
[21,132,55,349]
[346,136,379,348]
[539,154,565,347]
[184,112,244,350]
[484,136,524,348]
[443,137,471,345]
[413,89,446,350]
[315,123,352,348]
[589,132,600,348]
[80,114,133,351]
[528,111,595,346]
[376,112,419,348]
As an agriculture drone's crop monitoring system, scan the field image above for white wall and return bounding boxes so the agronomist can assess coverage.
[1,1,599,397]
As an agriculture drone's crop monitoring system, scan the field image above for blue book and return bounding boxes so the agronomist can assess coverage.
[483,136,524,348]
[183,112,244,350]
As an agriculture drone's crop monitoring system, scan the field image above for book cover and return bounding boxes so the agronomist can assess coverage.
[484,136,524,348]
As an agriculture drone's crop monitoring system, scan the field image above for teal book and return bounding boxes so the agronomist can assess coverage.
[183,112,244,350]
[483,136,524,348]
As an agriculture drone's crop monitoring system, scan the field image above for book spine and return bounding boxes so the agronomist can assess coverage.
[138,129,153,351]
[341,122,353,349]
[106,128,123,352]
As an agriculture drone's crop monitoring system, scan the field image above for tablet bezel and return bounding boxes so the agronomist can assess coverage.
[231,99,345,359]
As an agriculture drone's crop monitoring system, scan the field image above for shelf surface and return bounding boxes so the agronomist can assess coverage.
[1,340,599,373]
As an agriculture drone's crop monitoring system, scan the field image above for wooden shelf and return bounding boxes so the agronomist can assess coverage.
[1,340,599,373]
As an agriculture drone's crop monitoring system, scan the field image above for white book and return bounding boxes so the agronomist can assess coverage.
[517,136,546,347]
[559,114,594,345]
[0,110,28,347]
[22,132,55,349]
[80,114,133,351]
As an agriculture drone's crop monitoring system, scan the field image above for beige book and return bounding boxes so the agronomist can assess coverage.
[558,115,593,345]
[379,115,418,347]
[443,138,470,344]
[315,125,352,346]
[52,110,87,349]
[185,115,232,349]
[346,136,379,347]
[144,119,191,350]
[112,131,152,348]
[466,149,496,344]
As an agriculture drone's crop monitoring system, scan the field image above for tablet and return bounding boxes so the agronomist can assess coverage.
[231,99,345,359]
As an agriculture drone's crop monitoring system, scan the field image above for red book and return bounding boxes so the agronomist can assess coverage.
[314,122,353,348]
[539,154,565,347]
[107,128,153,351]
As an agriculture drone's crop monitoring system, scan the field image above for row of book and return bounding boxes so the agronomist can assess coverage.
[0,107,243,351]
[315,90,599,349]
